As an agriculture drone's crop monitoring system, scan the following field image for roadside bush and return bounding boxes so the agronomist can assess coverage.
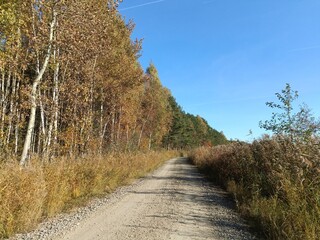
[189,137,320,239]
[0,150,177,238]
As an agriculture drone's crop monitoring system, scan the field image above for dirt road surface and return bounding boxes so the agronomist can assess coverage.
[53,158,255,240]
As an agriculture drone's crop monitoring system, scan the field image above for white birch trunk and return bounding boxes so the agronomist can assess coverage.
[53,60,59,150]
[0,70,5,141]
[20,11,57,166]
[116,106,122,145]
[138,120,146,148]
[148,133,152,150]
[46,47,60,156]
[6,74,17,145]
[99,103,104,154]
[15,110,20,154]
[110,110,115,147]
[14,78,20,154]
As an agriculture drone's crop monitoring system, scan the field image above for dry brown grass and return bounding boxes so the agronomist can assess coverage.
[0,150,177,239]
[189,137,320,240]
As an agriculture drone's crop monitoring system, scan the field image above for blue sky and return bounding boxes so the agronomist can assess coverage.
[119,0,320,141]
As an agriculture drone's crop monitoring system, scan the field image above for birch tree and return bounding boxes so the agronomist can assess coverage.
[20,2,58,165]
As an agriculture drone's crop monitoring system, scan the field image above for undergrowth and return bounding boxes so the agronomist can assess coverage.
[189,137,320,240]
[0,150,177,239]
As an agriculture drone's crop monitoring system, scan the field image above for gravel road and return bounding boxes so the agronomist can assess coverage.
[13,157,257,240]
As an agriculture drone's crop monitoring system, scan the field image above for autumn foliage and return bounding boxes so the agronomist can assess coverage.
[0,0,175,164]
[0,0,226,165]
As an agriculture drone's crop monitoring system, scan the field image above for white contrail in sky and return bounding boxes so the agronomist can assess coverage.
[202,0,218,4]
[288,44,320,53]
[119,0,165,11]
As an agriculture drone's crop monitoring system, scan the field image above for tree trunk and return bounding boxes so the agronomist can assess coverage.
[6,74,15,145]
[15,110,20,154]
[138,120,146,149]
[39,89,46,152]
[116,106,122,145]
[126,124,129,150]
[1,71,11,147]
[110,110,115,147]
[0,70,5,140]
[53,60,59,152]
[148,132,152,150]
[20,11,57,166]
[99,102,104,154]
[14,79,20,154]
[46,45,60,157]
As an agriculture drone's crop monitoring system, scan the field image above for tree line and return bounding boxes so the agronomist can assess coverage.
[0,0,226,165]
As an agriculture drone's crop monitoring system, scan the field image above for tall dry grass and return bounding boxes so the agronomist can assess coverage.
[0,150,177,239]
[189,137,320,239]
